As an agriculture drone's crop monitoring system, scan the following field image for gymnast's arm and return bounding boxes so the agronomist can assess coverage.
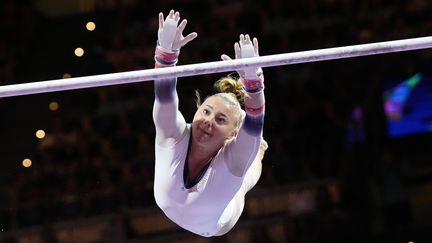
[152,52,184,146]
[225,74,265,176]
[152,10,197,145]
[222,35,265,176]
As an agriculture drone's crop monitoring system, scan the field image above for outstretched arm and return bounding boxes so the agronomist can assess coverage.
[221,34,265,176]
[152,10,197,145]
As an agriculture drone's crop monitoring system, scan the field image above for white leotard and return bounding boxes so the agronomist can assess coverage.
[154,124,261,236]
[152,49,264,236]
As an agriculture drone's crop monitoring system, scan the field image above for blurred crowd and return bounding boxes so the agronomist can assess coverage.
[1,0,432,242]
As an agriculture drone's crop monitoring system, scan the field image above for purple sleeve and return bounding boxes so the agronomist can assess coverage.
[152,45,186,143]
[223,74,265,176]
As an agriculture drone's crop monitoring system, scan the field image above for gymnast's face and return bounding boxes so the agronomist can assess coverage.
[192,96,238,150]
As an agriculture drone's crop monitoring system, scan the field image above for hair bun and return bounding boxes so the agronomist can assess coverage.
[214,76,244,104]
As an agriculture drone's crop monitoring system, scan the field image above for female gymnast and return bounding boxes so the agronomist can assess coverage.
[152,10,267,237]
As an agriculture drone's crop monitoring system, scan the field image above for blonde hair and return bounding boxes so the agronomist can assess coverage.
[213,75,244,104]
[195,75,245,130]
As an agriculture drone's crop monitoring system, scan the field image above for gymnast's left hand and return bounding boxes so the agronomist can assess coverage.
[221,34,262,79]
[158,10,198,52]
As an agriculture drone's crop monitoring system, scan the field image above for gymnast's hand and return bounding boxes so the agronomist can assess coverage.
[221,34,262,80]
[158,10,198,52]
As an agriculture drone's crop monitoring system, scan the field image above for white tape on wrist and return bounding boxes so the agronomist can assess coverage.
[159,18,178,51]
[241,43,260,78]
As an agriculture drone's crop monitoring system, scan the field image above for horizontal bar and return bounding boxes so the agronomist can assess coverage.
[1,36,432,98]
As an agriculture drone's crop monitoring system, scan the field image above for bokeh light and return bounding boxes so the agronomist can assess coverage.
[35,129,46,139]
[74,47,84,57]
[49,101,59,111]
[22,158,32,168]
[62,73,72,79]
[86,21,96,31]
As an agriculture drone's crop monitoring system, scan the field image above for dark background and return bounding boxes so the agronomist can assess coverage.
[0,0,432,242]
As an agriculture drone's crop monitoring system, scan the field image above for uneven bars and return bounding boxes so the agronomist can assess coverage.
[1,36,432,98]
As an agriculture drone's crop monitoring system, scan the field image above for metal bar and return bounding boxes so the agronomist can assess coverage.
[1,36,432,98]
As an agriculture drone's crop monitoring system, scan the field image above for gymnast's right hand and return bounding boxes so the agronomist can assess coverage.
[158,10,198,53]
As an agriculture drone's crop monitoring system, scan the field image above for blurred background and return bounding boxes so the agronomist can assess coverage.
[1,0,432,242]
